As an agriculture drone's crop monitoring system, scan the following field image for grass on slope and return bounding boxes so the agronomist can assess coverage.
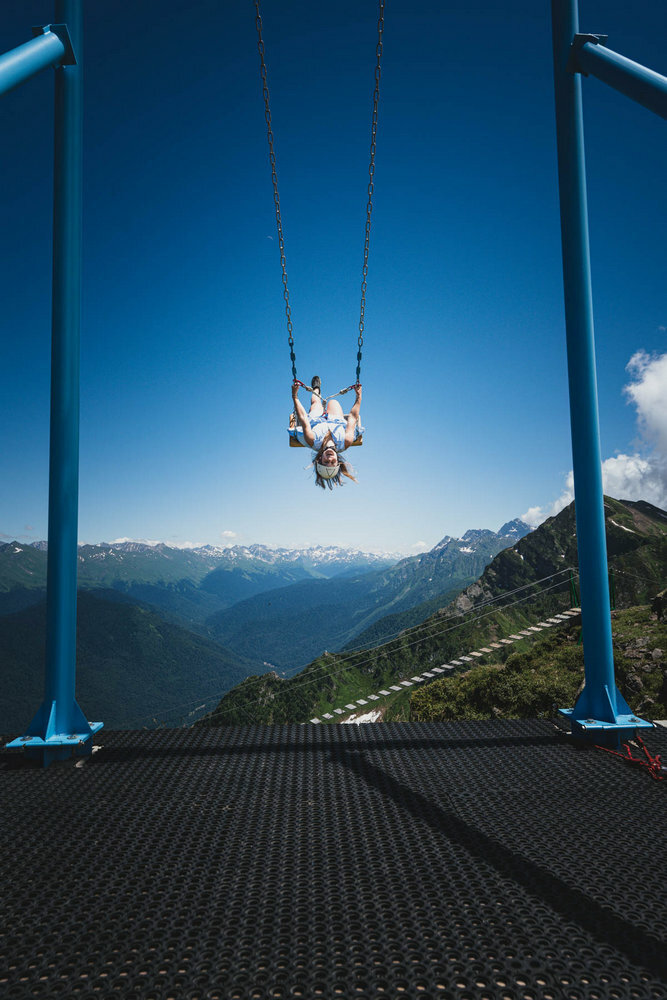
[200,588,576,727]
[410,606,667,722]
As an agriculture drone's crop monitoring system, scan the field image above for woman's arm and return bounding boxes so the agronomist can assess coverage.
[292,383,315,447]
[343,384,362,448]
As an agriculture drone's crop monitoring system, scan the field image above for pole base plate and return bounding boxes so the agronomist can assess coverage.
[6,722,103,766]
[559,707,653,747]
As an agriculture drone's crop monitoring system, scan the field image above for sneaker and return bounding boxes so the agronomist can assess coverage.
[311,375,322,394]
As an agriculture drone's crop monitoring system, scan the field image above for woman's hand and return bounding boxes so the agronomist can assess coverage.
[354,383,362,404]
[291,382,315,446]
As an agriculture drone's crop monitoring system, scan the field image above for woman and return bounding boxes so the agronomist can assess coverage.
[291,377,363,489]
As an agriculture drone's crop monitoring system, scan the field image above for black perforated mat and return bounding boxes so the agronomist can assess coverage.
[1,719,666,999]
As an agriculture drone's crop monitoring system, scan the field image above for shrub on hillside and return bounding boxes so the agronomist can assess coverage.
[411,608,667,723]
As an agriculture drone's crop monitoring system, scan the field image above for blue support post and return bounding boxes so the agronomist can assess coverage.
[550,0,651,745]
[571,36,667,121]
[6,0,102,766]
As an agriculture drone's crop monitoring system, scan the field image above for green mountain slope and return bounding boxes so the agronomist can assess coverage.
[410,603,667,722]
[339,586,465,652]
[102,580,229,634]
[0,591,261,734]
[0,542,47,589]
[0,544,47,615]
[201,498,667,726]
[456,498,667,614]
[206,523,530,670]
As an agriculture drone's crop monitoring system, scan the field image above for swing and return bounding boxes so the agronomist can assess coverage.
[254,1,384,449]
[288,381,363,448]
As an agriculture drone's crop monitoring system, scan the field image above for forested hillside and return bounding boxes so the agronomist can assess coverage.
[0,529,527,730]
[201,498,667,726]
[0,591,261,733]
[205,522,530,669]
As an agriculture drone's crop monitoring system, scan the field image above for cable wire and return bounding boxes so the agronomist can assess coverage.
[118,570,574,729]
[120,569,575,728]
[203,576,574,726]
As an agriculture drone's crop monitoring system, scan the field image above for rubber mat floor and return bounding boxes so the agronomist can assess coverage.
[1,719,666,1000]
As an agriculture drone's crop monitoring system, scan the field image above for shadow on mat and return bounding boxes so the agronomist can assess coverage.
[333,744,667,982]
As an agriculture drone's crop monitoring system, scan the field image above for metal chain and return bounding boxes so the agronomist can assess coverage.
[255,1,296,380]
[255,0,385,385]
[357,0,385,384]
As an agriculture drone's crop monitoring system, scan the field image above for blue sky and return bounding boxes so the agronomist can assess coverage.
[1,0,665,555]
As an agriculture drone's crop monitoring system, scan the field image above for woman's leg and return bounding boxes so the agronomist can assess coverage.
[326,399,344,419]
[309,392,324,418]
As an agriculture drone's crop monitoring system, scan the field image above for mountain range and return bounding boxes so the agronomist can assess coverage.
[3,501,665,734]
[0,541,401,617]
[201,498,667,727]
[205,520,532,670]
[0,524,528,732]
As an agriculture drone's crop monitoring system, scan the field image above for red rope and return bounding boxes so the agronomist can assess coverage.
[595,732,665,781]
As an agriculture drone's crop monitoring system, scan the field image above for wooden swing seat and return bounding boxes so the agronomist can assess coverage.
[288,412,363,447]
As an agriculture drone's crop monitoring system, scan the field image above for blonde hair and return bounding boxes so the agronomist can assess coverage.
[313,432,357,490]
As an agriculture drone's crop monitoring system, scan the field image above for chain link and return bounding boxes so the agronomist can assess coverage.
[255,0,385,385]
[357,0,385,384]
[255,1,296,379]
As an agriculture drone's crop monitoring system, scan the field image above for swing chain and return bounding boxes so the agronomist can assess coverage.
[357,0,385,384]
[256,0,384,385]
[255,1,296,380]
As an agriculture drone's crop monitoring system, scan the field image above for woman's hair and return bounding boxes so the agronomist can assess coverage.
[313,433,357,490]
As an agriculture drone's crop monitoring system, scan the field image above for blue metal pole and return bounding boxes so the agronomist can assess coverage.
[6,0,102,765]
[550,0,650,744]
[573,38,667,121]
[0,30,66,97]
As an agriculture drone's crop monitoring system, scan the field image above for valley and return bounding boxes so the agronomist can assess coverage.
[2,499,665,734]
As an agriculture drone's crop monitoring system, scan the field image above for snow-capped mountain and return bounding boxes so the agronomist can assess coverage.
[27,538,401,570]
[0,540,400,608]
[428,522,531,559]
[197,543,402,573]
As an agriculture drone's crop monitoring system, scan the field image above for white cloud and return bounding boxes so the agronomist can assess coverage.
[523,350,667,526]
[624,350,667,453]
[410,540,429,551]
[522,475,574,527]
[220,530,237,540]
[601,453,664,503]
